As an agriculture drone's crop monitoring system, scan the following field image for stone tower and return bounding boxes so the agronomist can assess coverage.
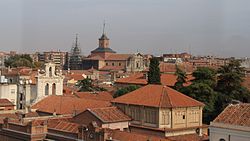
[36,62,64,100]
[90,23,116,58]
[69,34,82,70]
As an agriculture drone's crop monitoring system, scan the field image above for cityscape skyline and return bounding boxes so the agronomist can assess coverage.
[0,0,250,57]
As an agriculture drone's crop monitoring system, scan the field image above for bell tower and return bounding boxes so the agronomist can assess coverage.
[99,22,109,48]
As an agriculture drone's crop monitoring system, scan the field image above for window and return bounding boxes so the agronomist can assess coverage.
[106,63,108,66]
[130,106,140,121]
[119,63,121,66]
[219,139,226,141]
[183,115,185,119]
[11,89,15,94]
[112,63,114,66]
[145,107,157,124]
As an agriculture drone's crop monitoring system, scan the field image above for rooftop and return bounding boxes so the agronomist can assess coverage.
[87,106,131,123]
[32,95,111,115]
[213,103,250,127]
[112,84,204,108]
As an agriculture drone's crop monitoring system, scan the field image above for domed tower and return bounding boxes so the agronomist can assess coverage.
[69,34,82,70]
[91,23,116,58]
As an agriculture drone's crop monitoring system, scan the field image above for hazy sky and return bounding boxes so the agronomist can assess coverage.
[0,0,250,57]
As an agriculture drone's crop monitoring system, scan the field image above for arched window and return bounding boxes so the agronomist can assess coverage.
[219,139,226,141]
[45,83,49,95]
[52,83,56,95]
[49,67,52,77]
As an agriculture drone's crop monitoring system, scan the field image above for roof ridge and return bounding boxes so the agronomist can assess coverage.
[159,86,172,108]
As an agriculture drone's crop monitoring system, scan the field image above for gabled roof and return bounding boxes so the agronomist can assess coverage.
[213,103,250,127]
[87,107,131,123]
[0,99,14,107]
[112,84,204,108]
[32,95,111,115]
[115,73,193,86]
[75,91,113,101]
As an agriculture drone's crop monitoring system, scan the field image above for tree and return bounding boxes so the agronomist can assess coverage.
[76,78,106,92]
[217,60,246,96]
[215,59,250,113]
[181,67,217,123]
[174,65,187,90]
[114,85,140,98]
[192,67,216,87]
[4,54,34,68]
[148,57,161,84]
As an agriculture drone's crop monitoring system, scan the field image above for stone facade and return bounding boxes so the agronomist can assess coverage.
[36,62,64,101]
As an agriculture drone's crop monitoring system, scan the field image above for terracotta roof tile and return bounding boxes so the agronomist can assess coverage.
[213,103,250,127]
[115,73,193,86]
[112,85,204,108]
[110,130,170,141]
[167,134,209,141]
[75,91,113,101]
[32,95,111,115]
[0,99,15,106]
[88,107,131,123]
[104,54,131,61]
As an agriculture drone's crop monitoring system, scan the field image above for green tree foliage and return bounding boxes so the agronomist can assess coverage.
[76,78,106,92]
[182,67,217,123]
[148,57,161,84]
[4,54,34,68]
[114,85,140,98]
[174,65,187,90]
[178,60,250,124]
[215,60,250,113]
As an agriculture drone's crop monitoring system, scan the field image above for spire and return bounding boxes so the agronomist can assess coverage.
[75,33,78,47]
[102,20,106,35]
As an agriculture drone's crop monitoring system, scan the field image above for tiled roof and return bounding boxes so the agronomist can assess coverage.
[115,73,147,85]
[32,95,111,115]
[167,134,209,141]
[157,62,194,73]
[100,65,125,71]
[88,107,131,123]
[115,73,193,86]
[75,91,113,101]
[213,103,250,127]
[112,84,204,108]
[109,130,170,141]
[104,54,131,61]
[48,119,79,133]
[0,99,14,106]
[242,75,250,91]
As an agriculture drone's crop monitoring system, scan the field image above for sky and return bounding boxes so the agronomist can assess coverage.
[0,0,250,57]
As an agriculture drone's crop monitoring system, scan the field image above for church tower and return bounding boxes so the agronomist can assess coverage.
[91,23,116,58]
[69,34,82,70]
[36,62,64,102]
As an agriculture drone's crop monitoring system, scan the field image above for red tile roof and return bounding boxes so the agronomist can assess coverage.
[88,107,131,123]
[213,103,250,127]
[167,134,209,141]
[48,119,79,133]
[105,54,131,61]
[242,75,250,91]
[115,73,147,85]
[115,73,193,86]
[32,95,111,115]
[100,65,125,71]
[0,99,15,107]
[160,62,195,73]
[112,85,204,108]
[109,130,170,141]
[75,91,113,101]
